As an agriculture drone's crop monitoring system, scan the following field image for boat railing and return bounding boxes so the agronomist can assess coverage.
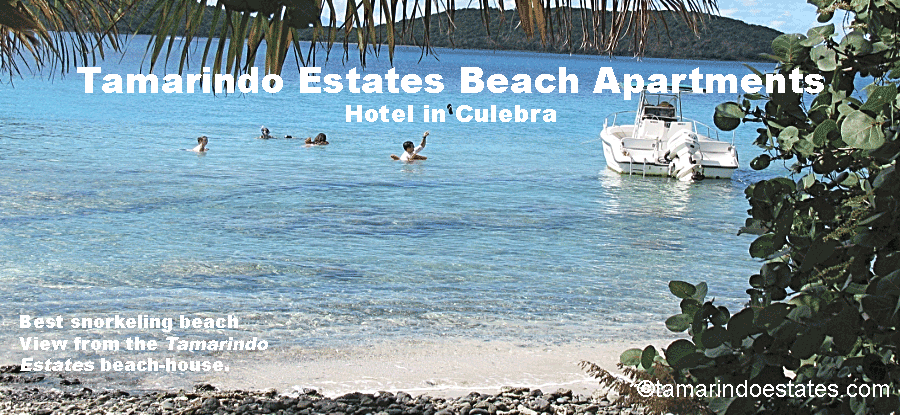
[603,111,735,145]
[603,111,634,130]
[690,119,737,145]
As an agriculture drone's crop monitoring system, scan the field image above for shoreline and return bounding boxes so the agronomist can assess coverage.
[0,338,668,413]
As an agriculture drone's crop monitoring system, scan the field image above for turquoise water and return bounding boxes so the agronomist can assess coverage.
[0,41,775,365]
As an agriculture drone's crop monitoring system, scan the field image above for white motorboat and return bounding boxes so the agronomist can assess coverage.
[599,86,739,181]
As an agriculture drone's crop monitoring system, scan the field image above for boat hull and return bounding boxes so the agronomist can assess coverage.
[600,126,738,180]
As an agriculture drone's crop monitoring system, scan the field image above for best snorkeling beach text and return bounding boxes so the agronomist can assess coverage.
[15,314,265,374]
[76,66,825,100]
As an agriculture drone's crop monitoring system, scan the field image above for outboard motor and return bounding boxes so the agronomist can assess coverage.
[665,130,703,181]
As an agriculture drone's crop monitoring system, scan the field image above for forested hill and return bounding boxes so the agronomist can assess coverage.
[122,5,781,62]
[327,9,782,61]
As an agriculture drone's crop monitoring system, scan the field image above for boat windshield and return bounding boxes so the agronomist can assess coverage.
[639,93,679,122]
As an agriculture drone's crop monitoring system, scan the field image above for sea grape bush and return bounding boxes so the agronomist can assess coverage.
[603,0,900,413]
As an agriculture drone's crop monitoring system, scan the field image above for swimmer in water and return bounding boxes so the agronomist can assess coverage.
[260,126,271,139]
[305,133,329,146]
[192,136,209,152]
[391,131,428,161]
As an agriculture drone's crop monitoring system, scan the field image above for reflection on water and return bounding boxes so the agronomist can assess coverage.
[0,44,771,379]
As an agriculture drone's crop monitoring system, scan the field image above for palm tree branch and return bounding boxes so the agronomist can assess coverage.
[1,0,719,80]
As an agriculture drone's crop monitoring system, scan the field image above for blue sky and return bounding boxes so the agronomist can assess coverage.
[717,0,822,35]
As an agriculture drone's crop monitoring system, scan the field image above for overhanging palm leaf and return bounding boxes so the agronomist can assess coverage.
[1,0,718,79]
[0,0,131,80]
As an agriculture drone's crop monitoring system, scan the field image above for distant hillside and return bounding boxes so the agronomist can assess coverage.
[121,5,780,62]
[305,9,782,61]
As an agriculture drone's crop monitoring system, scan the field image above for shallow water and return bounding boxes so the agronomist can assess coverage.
[0,40,776,387]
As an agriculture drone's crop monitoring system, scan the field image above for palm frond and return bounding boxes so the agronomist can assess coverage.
[0,0,134,81]
[0,0,719,79]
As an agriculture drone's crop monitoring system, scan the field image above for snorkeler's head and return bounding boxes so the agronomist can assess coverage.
[403,141,414,152]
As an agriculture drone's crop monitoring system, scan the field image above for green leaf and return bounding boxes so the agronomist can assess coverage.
[707,397,738,415]
[714,102,745,131]
[800,239,837,273]
[794,139,815,157]
[861,85,898,112]
[772,33,810,63]
[842,110,886,150]
[669,281,697,299]
[874,270,900,296]
[837,102,855,117]
[728,308,759,342]
[675,352,705,370]
[827,304,860,354]
[802,23,836,46]
[778,126,801,151]
[844,282,867,295]
[791,330,826,359]
[620,348,642,366]
[750,154,772,170]
[724,397,755,415]
[641,345,658,370]
[750,354,767,379]
[840,31,873,55]
[680,298,702,316]
[811,45,838,71]
[739,218,768,235]
[858,211,886,227]
[788,304,813,320]
[756,303,794,327]
[665,339,697,366]
[763,262,791,288]
[851,0,870,11]
[750,274,767,288]
[750,234,782,258]
[841,172,860,187]
[802,173,816,189]
[743,64,766,79]
[702,326,728,348]
[693,282,708,302]
[861,294,898,326]
[666,313,692,332]
[713,306,731,326]
[814,119,837,146]
[873,165,896,189]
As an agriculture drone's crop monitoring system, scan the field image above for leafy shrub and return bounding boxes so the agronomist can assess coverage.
[588,0,900,413]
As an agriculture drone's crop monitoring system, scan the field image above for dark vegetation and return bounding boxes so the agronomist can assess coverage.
[587,0,900,412]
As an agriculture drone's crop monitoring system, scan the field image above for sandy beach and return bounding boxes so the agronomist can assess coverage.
[203,338,670,398]
[0,338,675,413]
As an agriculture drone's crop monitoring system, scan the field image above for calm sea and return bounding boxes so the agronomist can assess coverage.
[0,39,776,381]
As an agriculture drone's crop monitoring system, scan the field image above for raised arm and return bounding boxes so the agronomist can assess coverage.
[420,131,429,148]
